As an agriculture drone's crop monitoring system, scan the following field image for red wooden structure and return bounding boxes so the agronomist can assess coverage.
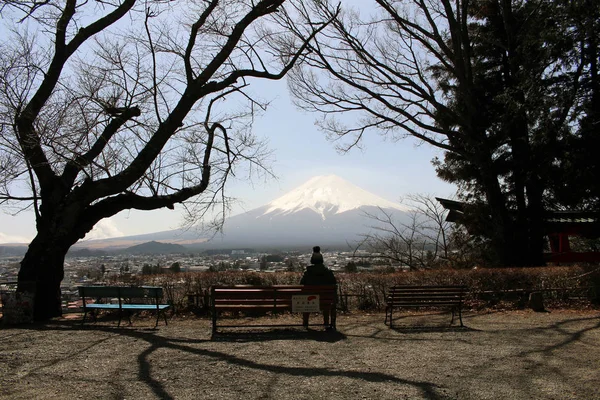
[544,211,600,262]
[436,198,600,263]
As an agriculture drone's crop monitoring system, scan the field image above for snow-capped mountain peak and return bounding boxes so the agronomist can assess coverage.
[263,174,409,219]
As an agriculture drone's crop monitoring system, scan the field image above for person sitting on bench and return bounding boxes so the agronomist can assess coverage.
[300,246,337,330]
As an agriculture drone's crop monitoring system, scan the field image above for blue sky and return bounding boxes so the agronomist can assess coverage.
[0,77,456,244]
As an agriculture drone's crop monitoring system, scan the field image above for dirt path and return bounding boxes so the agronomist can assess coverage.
[1,310,599,399]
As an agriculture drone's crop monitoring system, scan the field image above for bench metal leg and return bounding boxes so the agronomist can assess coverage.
[82,308,101,326]
[210,288,217,335]
[385,306,393,326]
[84,309,99,325]
[450,307,463,326]
[331,307,337,331]
[211,309,217,335]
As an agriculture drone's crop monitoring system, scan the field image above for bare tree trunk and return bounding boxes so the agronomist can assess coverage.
[17,231,75,321]
[526,179,546,266]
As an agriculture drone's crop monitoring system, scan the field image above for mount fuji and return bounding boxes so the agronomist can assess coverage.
[73,175,412,251]
[263,175,408,219]
[198,174,411,250]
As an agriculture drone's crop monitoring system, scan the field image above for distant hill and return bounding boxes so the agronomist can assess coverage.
[71,174,412,251]
[201,175,412,249]
[67,248,109,258]
[122,241,188,255]
[70,231,209,251]
[0,245,28,257]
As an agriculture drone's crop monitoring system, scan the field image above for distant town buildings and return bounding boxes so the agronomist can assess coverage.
[0,247,407,289]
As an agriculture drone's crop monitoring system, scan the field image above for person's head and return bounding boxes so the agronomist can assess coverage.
[313,246,321,253]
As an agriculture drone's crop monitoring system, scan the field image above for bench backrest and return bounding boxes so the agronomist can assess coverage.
[387,285,467,305]
[78,286,164,301]
[211,285,337,309]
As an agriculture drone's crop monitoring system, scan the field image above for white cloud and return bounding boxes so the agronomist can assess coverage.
[82,219,125,240]
[0,232,32,244]
[0,219,125,244]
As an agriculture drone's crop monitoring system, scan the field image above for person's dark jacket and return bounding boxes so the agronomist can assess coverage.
[300,264,337,286]
[310,253,324,265]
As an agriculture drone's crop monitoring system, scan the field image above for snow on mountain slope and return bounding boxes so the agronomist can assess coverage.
[263,175,409,219]
[73,174,413,251]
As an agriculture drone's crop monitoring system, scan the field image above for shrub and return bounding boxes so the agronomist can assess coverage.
[139,266,599,314]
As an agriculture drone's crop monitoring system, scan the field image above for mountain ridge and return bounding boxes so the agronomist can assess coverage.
[263,174,409,219]
[67,175,411,251]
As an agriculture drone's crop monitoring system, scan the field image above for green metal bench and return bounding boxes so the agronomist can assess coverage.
[78,286,170,327]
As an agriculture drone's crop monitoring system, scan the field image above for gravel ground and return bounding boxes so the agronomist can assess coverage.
[0,309,599,400]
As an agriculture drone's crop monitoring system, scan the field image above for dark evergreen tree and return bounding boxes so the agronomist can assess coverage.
[286,0,599,266]
[548,0,600,209]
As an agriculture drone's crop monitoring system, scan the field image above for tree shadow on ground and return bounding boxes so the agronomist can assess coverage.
[453,314,600,399]
[390,325,478,334]
[16,313,600,400]
[28,315,164,332]
[48,321,447,400]
[513,315,600,356]
[338,311,479,341]
[16,318,447,399]
[211,327,346,343]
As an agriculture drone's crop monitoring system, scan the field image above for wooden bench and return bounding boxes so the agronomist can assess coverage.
[78,286,170,328]
[210,285,337,334]
[385,285,467,328]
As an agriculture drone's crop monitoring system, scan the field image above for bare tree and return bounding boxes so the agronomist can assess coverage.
[357,194,452,270]
[0,0,336,320]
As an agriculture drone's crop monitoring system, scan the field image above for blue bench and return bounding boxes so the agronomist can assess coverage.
[78,286,170,327]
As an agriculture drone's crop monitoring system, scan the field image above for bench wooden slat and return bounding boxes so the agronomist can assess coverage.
[390,285,467,289]
[388,292,464,298]
[389,302,463,306]
[213,306,333,311]
[215,292,338,297]
[385,285,467,328]
[388,297,463,302]
[214,286,332,297]
[214,299,285,305]
[210,292,337,298]
[213,285,332,289]
[389,289,466,294]
[214,301,334,308]
[214,298,335,304]
[390,291,465,294]
[389,301,463,306]
[211,284,337,334]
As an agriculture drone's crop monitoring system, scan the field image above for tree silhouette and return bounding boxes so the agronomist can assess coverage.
[285,0,599,266]
[0,0,336,320]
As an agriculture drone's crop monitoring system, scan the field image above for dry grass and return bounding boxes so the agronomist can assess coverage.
[133,267,600,312]
[1,309,600,399]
